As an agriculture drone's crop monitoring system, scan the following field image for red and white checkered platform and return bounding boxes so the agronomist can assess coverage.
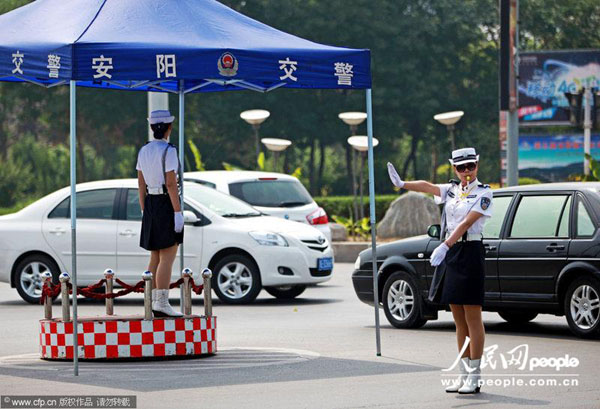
[39,315,217,360]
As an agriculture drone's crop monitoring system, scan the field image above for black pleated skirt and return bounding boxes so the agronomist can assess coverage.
[438,241,485,306]
[140,194,184,251]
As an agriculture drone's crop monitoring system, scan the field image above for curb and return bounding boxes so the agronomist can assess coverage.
[332,242,370,263]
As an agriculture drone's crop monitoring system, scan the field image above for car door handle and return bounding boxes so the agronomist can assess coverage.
[546,243,565,252]
[119,229,136,237]
[484,244,497,251]
[49,227,66,235]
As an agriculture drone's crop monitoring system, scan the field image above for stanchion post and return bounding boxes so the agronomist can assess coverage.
[104,269,114,316]
[182,268,192,316]
[59,272,71,322]
[202,268,212,317]
[42,271,53,320]
[182,268,193,315]
[142,271,153,320]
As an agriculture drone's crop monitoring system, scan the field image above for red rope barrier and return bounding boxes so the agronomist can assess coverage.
[41,282,61,305]
[40,275,204,305]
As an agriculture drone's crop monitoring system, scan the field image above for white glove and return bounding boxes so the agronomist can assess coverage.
[174,212,184,233]
[387,162,404,188]
[430,243,449,267]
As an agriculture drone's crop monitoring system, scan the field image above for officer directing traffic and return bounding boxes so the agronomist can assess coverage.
[137,109,184,318]
[387,147,493,394]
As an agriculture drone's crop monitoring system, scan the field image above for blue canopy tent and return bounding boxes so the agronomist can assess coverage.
[0,0,380,374]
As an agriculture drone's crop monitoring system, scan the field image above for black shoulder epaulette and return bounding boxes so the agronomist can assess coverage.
[478,183,490,188]
[449,179,460,185]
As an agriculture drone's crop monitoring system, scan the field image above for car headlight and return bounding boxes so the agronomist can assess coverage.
[354,255,361,270]
[249,231,289,247]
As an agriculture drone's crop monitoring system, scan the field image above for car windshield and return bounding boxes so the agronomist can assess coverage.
[184,184,261,218]
[228,179,312,208]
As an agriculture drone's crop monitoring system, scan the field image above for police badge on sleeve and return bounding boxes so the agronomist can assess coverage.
[480,196,491,210]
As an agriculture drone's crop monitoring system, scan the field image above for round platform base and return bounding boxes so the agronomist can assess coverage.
[39,315,216,360]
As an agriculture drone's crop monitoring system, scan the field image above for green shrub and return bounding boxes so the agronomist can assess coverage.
[0,159,33,207]
[331,215,371,240]
[314,194,398,221]
[574,154,600,181]
[0,197,37,216]
[518,177,541,185]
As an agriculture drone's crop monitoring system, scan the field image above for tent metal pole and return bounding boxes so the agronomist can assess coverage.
[69,80,79,375]
[366,88,381,356]
[178,81,185,312]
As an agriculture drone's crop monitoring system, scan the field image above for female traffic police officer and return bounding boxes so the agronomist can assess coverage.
[136,109,184,317]
[387,147,493,394]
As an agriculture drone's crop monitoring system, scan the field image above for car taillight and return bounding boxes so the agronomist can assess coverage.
[307,207,328,225]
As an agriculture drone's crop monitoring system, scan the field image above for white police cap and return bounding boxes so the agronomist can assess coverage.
[148,110,175,125]
[449,147,479,165]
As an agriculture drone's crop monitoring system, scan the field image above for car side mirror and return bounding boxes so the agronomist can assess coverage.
[427,224,441,239]
[183,210,199,224]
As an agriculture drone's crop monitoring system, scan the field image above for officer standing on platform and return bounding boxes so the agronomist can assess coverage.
[387,147,493,394]
[137,110,184,317]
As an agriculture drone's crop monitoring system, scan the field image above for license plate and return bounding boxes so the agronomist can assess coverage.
[317,257,333,271]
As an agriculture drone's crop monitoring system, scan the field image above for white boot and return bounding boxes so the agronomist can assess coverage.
[458,358,482,394]
[152,289,183,317]
[445,357,470,393]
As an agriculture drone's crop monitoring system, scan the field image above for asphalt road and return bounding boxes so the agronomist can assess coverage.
[0,263,598,409]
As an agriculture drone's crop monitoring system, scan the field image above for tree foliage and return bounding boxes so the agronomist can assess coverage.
[0,0,597,207]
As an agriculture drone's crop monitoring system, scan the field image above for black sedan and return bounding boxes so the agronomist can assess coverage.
[352,182,600,338]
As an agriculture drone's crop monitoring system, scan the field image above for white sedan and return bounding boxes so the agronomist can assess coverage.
[0,179,334,304]
[184,171,332,242]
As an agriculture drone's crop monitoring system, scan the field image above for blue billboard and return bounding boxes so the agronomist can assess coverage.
[519,133,600,181]
[518,50,600,125]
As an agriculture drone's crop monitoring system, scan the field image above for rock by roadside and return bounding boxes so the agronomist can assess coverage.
[377,192,440,239]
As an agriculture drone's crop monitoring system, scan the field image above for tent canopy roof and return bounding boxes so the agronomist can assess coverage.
[0,0,371,93]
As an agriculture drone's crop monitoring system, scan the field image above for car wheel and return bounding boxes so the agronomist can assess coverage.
[212,254,261,304]
[382,271,427,329]
[564,276,600,339]
[264,285,307,299]
[498,311,538,325]
[14,254,60,304]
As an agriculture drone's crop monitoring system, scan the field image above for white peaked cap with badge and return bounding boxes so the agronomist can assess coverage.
[449,147,479,165]
[148,109,175,125]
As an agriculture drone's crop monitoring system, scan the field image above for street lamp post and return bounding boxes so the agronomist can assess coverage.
[348,136,379,220]
[261,138,292,172]
[433,110,464,152]
[339,112,367,221]
[240,109,270,165]
[434,111,464,180]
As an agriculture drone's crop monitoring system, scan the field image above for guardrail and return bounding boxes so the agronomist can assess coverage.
[41,268,213,320]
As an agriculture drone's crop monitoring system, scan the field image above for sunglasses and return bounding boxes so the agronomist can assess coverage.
[455,162,477,172]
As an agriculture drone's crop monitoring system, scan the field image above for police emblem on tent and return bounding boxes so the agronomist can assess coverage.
[218,52,238,77]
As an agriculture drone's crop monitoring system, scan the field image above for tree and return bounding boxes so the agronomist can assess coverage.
[1,0,596,209]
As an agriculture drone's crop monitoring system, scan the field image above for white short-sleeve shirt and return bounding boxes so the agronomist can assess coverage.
[434,178,493,235]
[136,140,179,189]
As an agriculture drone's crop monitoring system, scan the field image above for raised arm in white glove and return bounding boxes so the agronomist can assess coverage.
[387,162,405,188]
[174,211,184,233]
[430,243,449,267]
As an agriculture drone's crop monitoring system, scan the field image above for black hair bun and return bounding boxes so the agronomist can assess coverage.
[150,122,171,139]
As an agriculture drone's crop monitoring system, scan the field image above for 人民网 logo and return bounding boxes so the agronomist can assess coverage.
[218,52,238,77]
